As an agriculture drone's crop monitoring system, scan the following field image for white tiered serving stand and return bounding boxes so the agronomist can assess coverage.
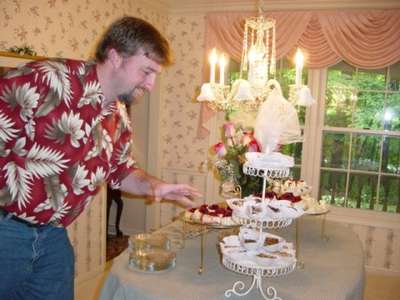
[223,161,299,300]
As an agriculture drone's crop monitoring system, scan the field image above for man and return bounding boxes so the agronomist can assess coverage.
[0,16,200,299]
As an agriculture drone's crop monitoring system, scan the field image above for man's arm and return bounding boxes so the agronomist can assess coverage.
[119,169,201,208]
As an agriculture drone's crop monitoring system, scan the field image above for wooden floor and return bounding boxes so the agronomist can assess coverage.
[76,265,400,300]
[364,272,400,300]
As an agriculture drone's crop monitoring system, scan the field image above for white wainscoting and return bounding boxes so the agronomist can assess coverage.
[67,186,106,285]
[327,207,400,275]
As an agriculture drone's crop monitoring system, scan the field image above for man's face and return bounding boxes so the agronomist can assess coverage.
[116,50,162,104]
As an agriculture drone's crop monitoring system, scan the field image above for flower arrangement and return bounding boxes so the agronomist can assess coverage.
[211,122,263,197]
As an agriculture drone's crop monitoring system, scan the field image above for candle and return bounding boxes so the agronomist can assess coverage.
[295,48,304,87]
[219,54,226,85]
[209,48,218,84]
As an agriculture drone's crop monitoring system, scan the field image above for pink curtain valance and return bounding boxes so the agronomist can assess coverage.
[205,9,400,69]
[197,9,400,138]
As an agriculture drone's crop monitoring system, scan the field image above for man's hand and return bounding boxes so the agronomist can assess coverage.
[120,169,202,208]
[151,183,202,208]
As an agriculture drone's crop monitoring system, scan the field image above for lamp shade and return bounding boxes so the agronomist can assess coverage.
[297,86,315,106]
[231,79,255,102]
[197,83,216,101]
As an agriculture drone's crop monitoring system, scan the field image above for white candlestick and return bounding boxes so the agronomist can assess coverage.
[209,48,218,84]
[219,54,226,85]
[295,48,304,87]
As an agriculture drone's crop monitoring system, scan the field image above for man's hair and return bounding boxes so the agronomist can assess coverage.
[95,16,173,66]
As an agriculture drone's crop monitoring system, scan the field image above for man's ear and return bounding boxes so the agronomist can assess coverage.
[107,48,123,69]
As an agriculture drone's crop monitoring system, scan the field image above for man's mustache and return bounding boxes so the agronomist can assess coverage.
[119,87,146,104]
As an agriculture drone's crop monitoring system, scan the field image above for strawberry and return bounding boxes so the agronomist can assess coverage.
[209,204,219,210]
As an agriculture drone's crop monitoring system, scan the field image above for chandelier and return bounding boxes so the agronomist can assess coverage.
[197,10,314,112]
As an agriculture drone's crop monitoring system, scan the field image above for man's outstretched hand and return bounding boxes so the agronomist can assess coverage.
[120,169,202,207]
[151,183,202,208]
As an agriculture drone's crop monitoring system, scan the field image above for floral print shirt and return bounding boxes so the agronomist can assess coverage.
[0,59,136,226]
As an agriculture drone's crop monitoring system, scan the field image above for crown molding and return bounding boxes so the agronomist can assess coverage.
[154,0,400,15]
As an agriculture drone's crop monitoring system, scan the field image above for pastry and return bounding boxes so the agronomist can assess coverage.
[183,203,235,226]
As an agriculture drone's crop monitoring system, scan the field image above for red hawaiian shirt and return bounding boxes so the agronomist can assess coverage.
[0,59,136,226]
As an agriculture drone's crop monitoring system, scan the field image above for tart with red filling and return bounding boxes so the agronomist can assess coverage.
[184,203,236,226]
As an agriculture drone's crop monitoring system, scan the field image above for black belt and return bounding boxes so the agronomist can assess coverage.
[0,209,44,227]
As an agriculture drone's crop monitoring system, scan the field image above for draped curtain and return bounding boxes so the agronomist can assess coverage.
[198,9,400,138]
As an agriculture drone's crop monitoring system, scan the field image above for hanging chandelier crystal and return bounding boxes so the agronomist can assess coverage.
[197,9,315,112]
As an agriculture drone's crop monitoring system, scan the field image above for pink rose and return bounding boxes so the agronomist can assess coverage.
[247,140,261,152]
[223,122,235,138]
[242,132,253,146]
[213,142,227,157]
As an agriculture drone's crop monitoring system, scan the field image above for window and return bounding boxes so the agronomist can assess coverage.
[318,61,400,213]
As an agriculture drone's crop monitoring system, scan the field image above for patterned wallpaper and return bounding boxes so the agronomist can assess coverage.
[0,0,168,59]
[160,14,210,170]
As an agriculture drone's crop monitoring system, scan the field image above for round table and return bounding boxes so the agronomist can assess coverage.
[100,217,365,300]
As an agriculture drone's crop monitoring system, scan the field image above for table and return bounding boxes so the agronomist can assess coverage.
[100,217,365,300]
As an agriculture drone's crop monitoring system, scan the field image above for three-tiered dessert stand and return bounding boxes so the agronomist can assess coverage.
[222,160,300,300]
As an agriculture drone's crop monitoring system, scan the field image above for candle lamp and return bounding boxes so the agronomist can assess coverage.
[209,48,218,84]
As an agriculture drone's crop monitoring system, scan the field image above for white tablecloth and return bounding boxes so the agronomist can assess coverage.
[100,217,364,300]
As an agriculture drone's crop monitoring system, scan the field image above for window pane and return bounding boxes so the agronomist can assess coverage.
[357,68,386,90]
[325,62,356,127]
[319,170,347,206]
[276,62,295,98]
[347,173,378,209]
[297,106,306,125]
[321,132,350,168]
[281,142,303,165]
[388,62,400,91]
[328,61,356,82]
[353,91,385,130]
[381,136,400,175]
[386,93,400,131]
[325,86,354,127]
[351,134,380,172]
[379,176,400,213]
[290,166,301,180]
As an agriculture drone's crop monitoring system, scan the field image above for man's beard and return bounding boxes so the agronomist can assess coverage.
[118,87,146,105]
